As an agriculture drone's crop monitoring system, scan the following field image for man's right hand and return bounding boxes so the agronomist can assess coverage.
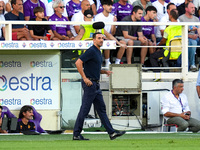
[180,112,190,120]
[83,78,93,87]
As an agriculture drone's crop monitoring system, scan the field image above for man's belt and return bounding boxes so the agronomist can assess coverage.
[88,78,100,83]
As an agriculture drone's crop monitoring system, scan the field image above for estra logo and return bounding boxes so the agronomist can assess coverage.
[0,74,52,91]
[0,75,7,91]
[30,98,52,105]
[30,61,53,67]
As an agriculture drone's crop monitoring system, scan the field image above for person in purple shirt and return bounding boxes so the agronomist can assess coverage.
[49,0,74,40]
[23,0,47,21]
[113,0,133,21]
[141,6,157,54]
[66,0,81,20]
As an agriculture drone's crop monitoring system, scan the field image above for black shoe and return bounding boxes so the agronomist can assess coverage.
[73,134,89,140]
[109,131,126,140]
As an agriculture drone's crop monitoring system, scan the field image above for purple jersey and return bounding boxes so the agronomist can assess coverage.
[141,16,154,39]
[49,14,70,36]
[113,2,133,21]
[66,0,81,18]
[23,0,46,19]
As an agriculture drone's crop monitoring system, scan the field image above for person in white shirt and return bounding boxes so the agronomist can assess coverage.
[95,0,126,67]
[170,0,184,6]
[70,0,90,36]
[152,0,168,42]
[159,2,177,36]
[161,79,200,132]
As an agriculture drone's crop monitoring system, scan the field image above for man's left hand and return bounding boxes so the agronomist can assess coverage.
[105,70,113,77]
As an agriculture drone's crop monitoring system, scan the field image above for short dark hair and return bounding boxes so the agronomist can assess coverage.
[145,6,157,14]
[185,2,192,8]
[93,32,102,39]
[101,0,113,6]
[170,9,179,20]
[167,3,175,10]
[33,7,44,15]
[0,106,2,110]
[132,6,143,14]
[172,79,183,89]
[19,105,33,119]
[11,0,22,7]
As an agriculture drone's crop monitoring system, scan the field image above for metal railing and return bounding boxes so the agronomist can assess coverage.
[0,21,199,81]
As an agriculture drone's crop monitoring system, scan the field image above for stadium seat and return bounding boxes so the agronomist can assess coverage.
[1,106,17,132]
[162,116,178,132]
[159,37,182,67]
[29,105,46,133]
[1,106,16,118]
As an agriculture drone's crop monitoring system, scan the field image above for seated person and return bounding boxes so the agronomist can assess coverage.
[161,79,200,132]
[132,0,152,16]
[74,10,126,60]
[16,105,35,133]
[28,7,58,40]
[149,9,181,68]
[66,0,81,20]
[46,0,68,19]
[0,1,5,40]
[4,0,32,40]
[141,6,157,55]
[113,0,133,21]
[49,0,74,40]
[70,0,91,37]
[115,6,148,65]
[23,0,47,21]
[0,106,7,133]
[95,0,123,66]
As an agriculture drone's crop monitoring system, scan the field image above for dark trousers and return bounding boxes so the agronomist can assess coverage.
[149,49,168,67]
[73,80,115,136]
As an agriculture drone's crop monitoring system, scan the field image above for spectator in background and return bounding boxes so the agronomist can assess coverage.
[66,0,81,20]
[152,0,168,42]
[149,9,181,68]
[5,0,32,40]
[0,1,5,40]
[141,6,157,54]
[96,0,115,14]
[29,7,57,40]
[193,0,200,16]
[49,0,73,40]
[0,106,7,133]
[132,0,152,16]
[46,0,68,19]
[16,105,35,133]
[177,0,198,17]
[113,0,133,21]
[115,6,148,65]
[159,3,177,37]
[70,0,90,37]
[179,2,200,72]
[95,0,124,67]
[170,0,184,6]
[23,0,47,20]
[74,10,126,55]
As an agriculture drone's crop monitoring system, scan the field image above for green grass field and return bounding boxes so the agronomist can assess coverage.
[0,133,200,150]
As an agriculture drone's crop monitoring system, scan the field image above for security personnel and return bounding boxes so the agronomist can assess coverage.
[149,9,182,67]
[73,32,126,140]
